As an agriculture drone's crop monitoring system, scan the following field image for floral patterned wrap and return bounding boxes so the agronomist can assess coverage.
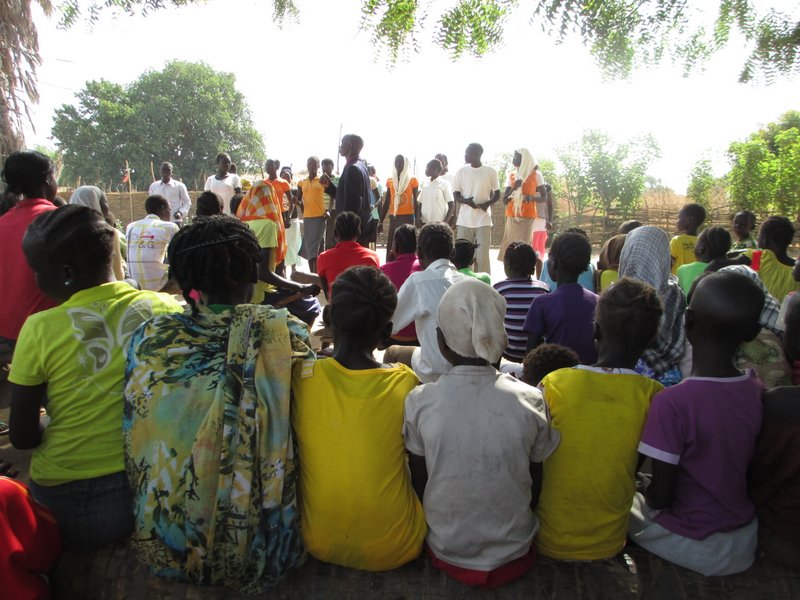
[123,303,313,593]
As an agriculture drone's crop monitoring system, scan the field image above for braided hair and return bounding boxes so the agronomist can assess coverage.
[596,276,663,350]
[167,215,261,314]
[2,150,53,198]
[452,238,478,270]
[695,226,731,262]
[759,215,795,251]
[330,266,396,345]
[392,223,417,255]
[504,241,538,277]
[24,205,114,278]
[550,231,591,277]
[334,211,361,241]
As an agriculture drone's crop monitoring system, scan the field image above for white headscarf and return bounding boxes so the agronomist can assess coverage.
[510,148,536,218]
[438,278,508,364]
[69,186,105,213]
[391,156,411,214]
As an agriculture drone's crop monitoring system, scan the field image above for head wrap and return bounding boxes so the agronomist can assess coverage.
[69,186,105,213]
[510,148,536,218]
[437,278,508,363]
[391,156,411,214]
[619,226,686,375]
[235,180,287,264]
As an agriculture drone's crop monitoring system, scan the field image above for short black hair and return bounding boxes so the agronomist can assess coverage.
[418,222,454,262]
[734,210,756,229]
[468,143,484,156]
[334,211,361,241]
[393,223,417,255]
[426,159,443,174]
[145,194,169,215]
[689,270,764,344]
[760,215,795,250]
[24,205,114,278]
[321,158,334,168]
[595,277,663,351]
[681,203,707,224]
[160,161,173,170]
[196,191,223,217]
[522,343,579,386]
[215,152,230,164]
[343,134,364,154]
[2,150,53,198]
[452,238,478,270]
[504,241,538,277]
[617,220,642,234]
[695,226,731,262]
[168,215,260,314]
[331,266,396,346]
[550,232,591,277]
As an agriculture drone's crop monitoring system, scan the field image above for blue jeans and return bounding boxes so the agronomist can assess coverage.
[30,471,134,550]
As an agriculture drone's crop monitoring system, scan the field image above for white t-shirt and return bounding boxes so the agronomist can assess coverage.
[125,214,179,291]
[404,365,560,570]
[452,164,499,228]
[418,177,454,223]
[148,179,192,222]
[203,173,241,214]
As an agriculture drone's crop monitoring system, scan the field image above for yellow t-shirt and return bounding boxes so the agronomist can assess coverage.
[291,358,426,570]
[246,219,278,302]
[670,234,697,275]
[744,248,799,303]
[9,282,182,486]
[536,366,663,560]
[298,177,326,218]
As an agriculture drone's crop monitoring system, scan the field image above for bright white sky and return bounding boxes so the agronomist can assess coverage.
[25,0,800,193]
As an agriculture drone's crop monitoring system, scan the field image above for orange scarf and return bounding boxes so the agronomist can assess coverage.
[236,180,287,264]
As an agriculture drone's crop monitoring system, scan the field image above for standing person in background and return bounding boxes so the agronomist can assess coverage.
[148,162,192,226]
[531,184,553,260]
[379,155,419,262]
[670,203,706,274]
[452,143,499,275]
[336,134,376,247]
[498,149,543,262]
[203,153,241,215]
[280,166,302,274]
[366,164,381,249]
[321,158,338,250]
[125,195,179,292]
[416,159,454,228]
[237,161,287,269]
[298,156,328,273]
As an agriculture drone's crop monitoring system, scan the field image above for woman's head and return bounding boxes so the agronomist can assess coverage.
[69,186,113,224]
[215,152,231,174]
[694,226,731,262]
[195,191,224,217]
[503,241,538,278]
[23,205,116,302]
[2,150,57,201]
[452,239,479,270]
[549,231,591,281]
[334,211,361,242]
[758,216,795,253]
[392,224,417,256]
[595,277,663,356]
[331,266,396,349]
[618,226,672,294]
[168,215,261,313]
[732,211,756,240]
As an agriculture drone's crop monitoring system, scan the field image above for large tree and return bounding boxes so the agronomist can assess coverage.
[3,1,798,157]
[52,61,265,190]
[727,110,800,217]
[557,130,660,222]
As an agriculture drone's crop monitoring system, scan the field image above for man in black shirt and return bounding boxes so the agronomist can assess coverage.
[336,134,376,247]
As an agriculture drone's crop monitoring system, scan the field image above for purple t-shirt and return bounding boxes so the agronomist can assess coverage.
[522,283,598,364]
[638,370,764,540]
[381,252,421,339]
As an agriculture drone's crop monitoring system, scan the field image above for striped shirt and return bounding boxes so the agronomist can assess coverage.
[493,277,550,362]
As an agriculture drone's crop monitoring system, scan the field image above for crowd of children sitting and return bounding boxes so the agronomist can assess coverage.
[2,148,800,596]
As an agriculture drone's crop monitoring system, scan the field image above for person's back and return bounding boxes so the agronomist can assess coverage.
[126,195,179,291]
[316,211,380,297]
[380,224,421,342]
[292,267,426,570]
[670,203,706,274]
[677,226,731,296]
[630,270,765,576]
[536,278,664,560]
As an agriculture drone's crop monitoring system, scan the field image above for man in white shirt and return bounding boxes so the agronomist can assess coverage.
[126,195,179,291]
[416,158,455,227]
[148,162,192,225]
[386,223,468,383]
[452,143,500,274]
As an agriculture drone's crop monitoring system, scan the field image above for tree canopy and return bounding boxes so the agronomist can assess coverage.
[52,61,265,190]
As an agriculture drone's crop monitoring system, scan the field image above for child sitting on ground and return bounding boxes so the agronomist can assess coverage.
[493,241,549,362]
[629,269,765,576]
[535,278,664,560]
[292,266,426,570]
[404,278,559,588]
[523,231,599,364]
[317,211,380,299]
[452,238,491,284]
[520,343,579,387]
[539,227,596,292]
[730,210,757,252]
[380,224,421,345]
[676,226,731,295]
[670,203,707,274]
[748,385,800,570]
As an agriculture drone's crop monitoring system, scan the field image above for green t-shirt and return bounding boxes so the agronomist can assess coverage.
[9,282,182,485]
[458,267,492,285]
[246,218,279,302]
[677,261,708,296]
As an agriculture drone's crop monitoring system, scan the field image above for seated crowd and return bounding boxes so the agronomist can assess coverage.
[2,146,800,597]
